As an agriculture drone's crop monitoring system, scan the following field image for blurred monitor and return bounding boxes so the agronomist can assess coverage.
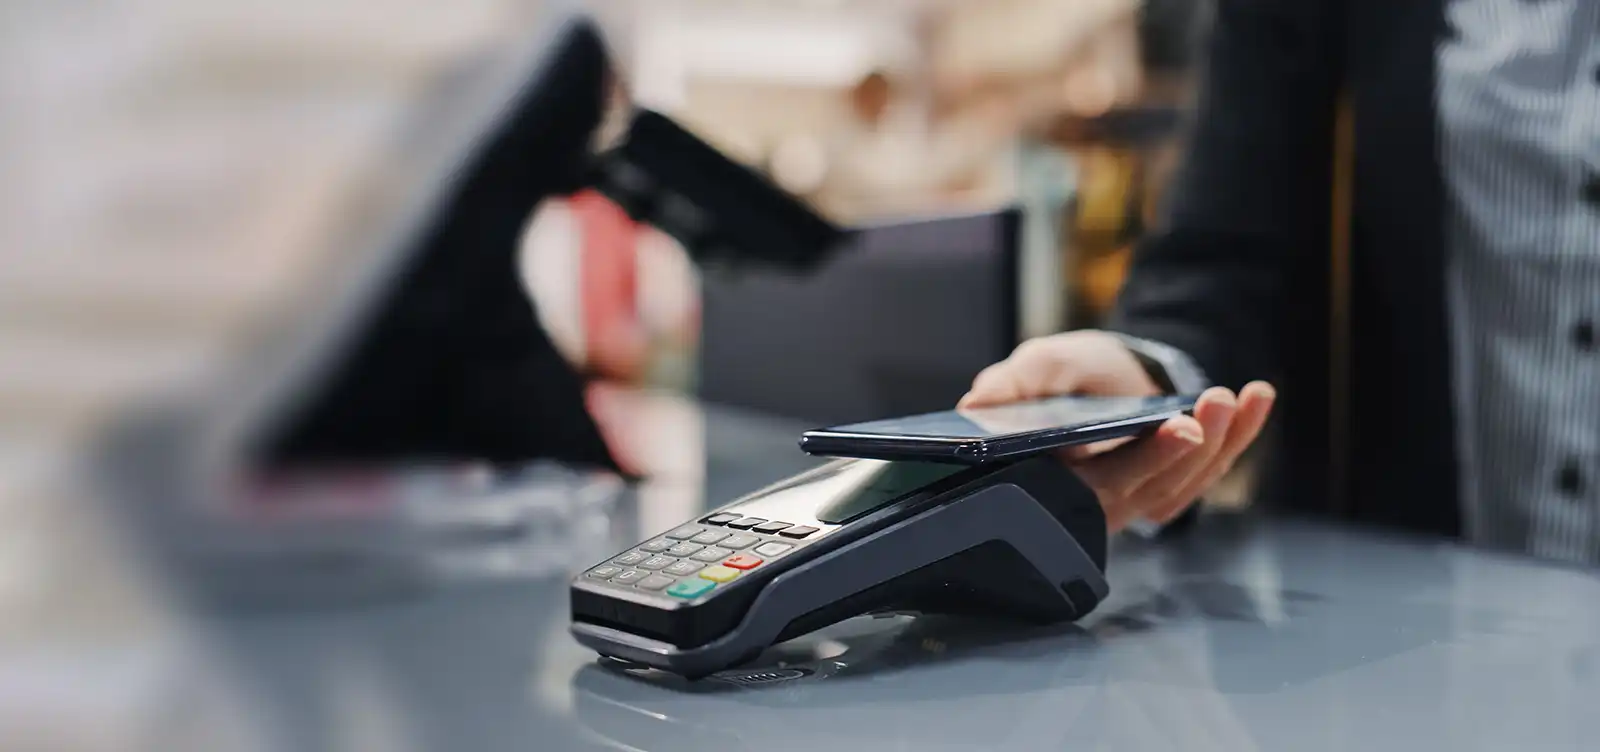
[697,207,1021,427]
[190,15,619,477]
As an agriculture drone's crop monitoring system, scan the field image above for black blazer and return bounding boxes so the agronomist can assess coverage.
[1109,0,1463,537]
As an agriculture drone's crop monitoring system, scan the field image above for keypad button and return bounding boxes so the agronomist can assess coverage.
[752,520,792,534]
[639,556,674,571]
[638,539,674,553]
[665,526,702,540]
[699,565,740,583]
[637,574,676,591]
[666,542,704,558]
[667,579,716,599]
[725,517,766,530]
[753,541,794,557]
[701,513,741,526]
[723,554,763,570]
[612,551,649,566]
[691,530,731,545]
[610,569,648,585]
[664,560,705,576]
[720,534,759,550]
[691,546,734,563]
[586,565,622,579]
[777,526,818,539]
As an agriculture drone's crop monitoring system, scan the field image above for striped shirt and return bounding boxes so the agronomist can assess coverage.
[1126,0,1600,564]
[1438,0,1600,563]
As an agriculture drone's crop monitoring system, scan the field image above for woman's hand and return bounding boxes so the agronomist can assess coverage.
[959,331,1276,532]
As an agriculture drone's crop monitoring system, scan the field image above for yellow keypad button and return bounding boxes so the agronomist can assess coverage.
[699,565,740,583]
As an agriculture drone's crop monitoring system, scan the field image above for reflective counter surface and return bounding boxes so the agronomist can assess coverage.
[188,394,1600,752]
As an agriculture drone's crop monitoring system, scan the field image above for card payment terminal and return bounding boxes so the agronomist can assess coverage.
[569,455,1108,678]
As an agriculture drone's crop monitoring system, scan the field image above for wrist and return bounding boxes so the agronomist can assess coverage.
[1105,332,1209,395]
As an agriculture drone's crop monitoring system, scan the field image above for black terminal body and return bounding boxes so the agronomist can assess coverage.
[570,455,1109,679]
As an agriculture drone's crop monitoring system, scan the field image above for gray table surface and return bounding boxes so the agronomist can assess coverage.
[191,399,1600,752]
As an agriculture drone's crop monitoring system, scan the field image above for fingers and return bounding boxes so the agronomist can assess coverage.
[1058,434,1138,462]
[959,340,1073,408]
[1123,387,1238,517]
[1071,414,1204,531]
[1072,381,1278,533]
[1150,381,1276,523]
[958,362,1025,408]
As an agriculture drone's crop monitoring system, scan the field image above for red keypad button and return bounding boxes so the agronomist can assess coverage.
[723,554,763,570]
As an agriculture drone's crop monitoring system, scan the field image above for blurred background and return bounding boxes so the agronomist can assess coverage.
[0,0,1213,468]
[0,0,1223,748]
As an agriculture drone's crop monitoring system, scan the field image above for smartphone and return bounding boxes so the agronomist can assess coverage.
[798,394,1197,464]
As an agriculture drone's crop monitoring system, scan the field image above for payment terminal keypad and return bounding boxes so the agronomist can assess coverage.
[690,530,730,545]
[720,534,759,550]
[612,551,649,566]
[636,574,675,591]
[666,542,704,558]
[690,546,733,563]
[663,560,704,576]
[753,541,792,557]
[584,514,827,601]
[610,570,649,586]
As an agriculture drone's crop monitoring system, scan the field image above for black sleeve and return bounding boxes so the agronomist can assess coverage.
[1109,0,1346,391]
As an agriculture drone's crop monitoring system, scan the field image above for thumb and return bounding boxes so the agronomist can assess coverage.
[958,361,1030,408]
[960,344,1085,409]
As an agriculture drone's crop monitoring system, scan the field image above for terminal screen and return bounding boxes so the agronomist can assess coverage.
[730,460,968,526]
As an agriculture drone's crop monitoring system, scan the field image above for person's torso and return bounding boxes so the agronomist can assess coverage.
[1436,0,1600,562]
[1299,0,1600,562]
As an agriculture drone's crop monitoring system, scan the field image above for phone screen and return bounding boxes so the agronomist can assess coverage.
[819,395,1194,441]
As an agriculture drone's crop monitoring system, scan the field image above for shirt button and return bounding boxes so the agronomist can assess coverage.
[1575,320,1597,350]
[1557,462,1584,497]
[1583,174,1600,206]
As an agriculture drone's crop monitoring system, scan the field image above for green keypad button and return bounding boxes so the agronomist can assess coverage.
[667,579,716,599]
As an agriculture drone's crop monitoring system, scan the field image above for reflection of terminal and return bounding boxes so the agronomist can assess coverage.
[571,613,1109,752]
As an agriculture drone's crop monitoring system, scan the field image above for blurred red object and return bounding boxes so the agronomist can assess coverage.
[571,188,648,383]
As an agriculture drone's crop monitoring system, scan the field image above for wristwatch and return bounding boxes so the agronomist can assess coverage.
[1107,332,1210,395]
